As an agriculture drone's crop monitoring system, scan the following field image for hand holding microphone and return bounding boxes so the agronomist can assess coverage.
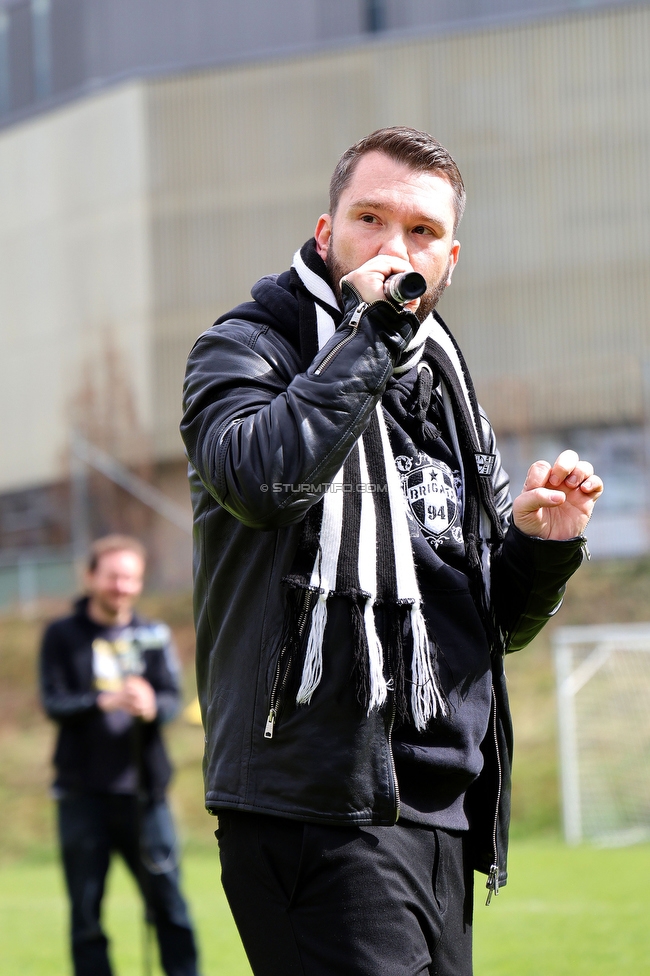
[341,257,427,310]
[383,271,427,305]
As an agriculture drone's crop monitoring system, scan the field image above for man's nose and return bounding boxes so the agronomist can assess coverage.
[378,227,410,261]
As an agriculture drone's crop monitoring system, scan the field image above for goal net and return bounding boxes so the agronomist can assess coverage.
[553,623,650,846]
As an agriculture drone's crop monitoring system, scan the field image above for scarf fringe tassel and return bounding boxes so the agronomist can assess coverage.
[296,594,327,705]
[365,598,387,712]
[409,605,447,731]
[296,593,446,731]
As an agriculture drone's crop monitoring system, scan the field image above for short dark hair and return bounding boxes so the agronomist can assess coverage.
[87,535,147,573]
[329,126,466,232]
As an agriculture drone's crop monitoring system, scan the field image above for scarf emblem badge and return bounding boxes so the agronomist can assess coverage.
[396,452,462,542]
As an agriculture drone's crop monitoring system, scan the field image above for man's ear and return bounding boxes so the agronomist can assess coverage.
[445,240,461,287]
[314,214,332,260]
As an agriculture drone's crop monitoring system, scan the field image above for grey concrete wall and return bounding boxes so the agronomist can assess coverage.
[0,82,153,490]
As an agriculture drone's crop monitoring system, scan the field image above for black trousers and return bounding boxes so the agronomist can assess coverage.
[217,811,474,976]
[58,793,199,976]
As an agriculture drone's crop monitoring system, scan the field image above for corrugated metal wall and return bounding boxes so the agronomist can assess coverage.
[146,2,650,455]
[440,8,650,434]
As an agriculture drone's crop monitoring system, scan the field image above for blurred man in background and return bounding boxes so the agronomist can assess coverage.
[39,534,200,976]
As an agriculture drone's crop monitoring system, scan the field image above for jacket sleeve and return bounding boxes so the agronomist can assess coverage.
[181,293,416,530]
[39,623,98,723]
[481,414,587,652]
[492,525,586,652]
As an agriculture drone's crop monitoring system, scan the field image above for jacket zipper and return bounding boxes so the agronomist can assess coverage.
[264,590,312,739]
[313,284,384,376]
[387,691,401,822]
[215,416,244,495]
[385,663,401,822]
[314,302,367,375]
[485,684,502,905]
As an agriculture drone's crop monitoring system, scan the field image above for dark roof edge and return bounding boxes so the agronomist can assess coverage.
[0,0,644,135]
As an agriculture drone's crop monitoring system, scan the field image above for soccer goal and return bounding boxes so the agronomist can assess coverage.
[553,623,650,846]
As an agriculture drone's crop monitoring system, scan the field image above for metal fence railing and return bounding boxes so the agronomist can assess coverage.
[0,547,75,614]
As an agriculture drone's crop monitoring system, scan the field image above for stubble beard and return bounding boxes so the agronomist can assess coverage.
[91,592,133,624]
[325,245,451,324]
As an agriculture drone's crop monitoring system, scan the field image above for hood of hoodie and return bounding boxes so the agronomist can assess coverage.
[215,240,342,353]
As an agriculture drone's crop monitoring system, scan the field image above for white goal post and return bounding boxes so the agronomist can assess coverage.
[553,623,650,846]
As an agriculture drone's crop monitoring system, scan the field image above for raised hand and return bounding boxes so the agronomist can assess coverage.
[512,450,603,541]
[97,675,157,722]
[122,675,158,722]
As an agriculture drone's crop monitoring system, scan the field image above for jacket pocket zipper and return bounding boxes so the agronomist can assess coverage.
[485,684,502,905]
[386,683,401,823]
[264,590,312,739]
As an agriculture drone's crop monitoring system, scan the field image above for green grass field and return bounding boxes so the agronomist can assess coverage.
[473,840,650,976]
[2,558,650,973]
[0,848,249,976]
[2,840,649,975]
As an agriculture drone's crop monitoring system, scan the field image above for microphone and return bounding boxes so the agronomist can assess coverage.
[383,271,427,305]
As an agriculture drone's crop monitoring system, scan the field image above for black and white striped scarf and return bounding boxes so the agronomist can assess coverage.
[283,240,503,730]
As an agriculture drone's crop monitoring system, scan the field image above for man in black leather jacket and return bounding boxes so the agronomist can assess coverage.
[181,127,602,976]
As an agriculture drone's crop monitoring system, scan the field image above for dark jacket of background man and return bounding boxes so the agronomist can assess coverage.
[40,599,178,799]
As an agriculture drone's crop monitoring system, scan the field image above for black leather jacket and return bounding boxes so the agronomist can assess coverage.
[181,266,585,890]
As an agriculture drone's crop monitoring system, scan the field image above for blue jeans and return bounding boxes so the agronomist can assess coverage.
[57,793,199,976]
